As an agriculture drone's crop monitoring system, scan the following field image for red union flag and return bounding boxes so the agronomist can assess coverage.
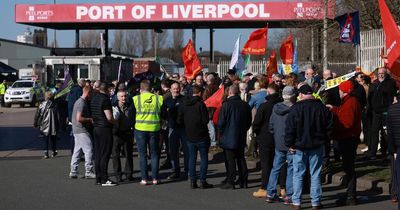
[15,2,335,23]
[242,27,268,55]
[378,0,400,80]
[267,50,278,78]
[280,35,294,64]
[182,39,202,80]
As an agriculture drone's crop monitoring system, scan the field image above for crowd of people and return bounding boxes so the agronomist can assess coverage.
[32,66,400,209]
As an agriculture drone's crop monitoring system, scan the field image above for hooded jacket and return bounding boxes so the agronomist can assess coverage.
[269,102,292,151]
[252,93,282,149]
[177,95,210,142]
[285,99,333,150]
[34,100,59,136]
[218,95,252,150]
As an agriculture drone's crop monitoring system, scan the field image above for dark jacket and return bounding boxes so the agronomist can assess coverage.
[252,93,282,149]
[164,94,184,129]
[218,95,252,150]
[351,80,367,109]
[67,85,82,122]
[112,103,134,136]
[269,102,292,151]
[369,75,397,114]
[177,95,210,142]
[331,95,362,141]
[387,102,400,154]
[34,100,59,136]
[285,99,333,150]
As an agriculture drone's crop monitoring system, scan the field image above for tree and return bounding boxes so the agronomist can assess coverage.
[124,30,139,55]
[80,30,101,48]
[132,30,150,56]
[150,29,169,56]
[112,30,124,53]
[338,0,400,29]
[172,29,184,51]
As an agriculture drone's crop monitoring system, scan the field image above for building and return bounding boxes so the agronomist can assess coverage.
[0,38,51,70]
[17,28,33,44]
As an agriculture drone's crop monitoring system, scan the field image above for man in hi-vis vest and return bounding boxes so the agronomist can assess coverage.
[132,80,165,185]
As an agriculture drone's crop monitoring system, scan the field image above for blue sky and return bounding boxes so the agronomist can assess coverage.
[1,0,286,53]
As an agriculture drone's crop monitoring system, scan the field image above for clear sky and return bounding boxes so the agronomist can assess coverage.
[1,0,286,54]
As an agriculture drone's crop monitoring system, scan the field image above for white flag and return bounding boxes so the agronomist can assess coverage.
[229,34,241,70]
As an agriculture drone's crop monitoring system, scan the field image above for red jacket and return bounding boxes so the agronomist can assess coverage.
[331,95,362,141]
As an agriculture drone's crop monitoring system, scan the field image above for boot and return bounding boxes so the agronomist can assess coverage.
[190,180,199,189]
[200,181,214,189]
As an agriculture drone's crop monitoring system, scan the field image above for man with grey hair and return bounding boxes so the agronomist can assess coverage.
[112,90,134,182]
[265,86,297,204]
[365,67,398,160]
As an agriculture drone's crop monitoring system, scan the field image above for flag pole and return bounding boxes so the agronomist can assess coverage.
[117,59,122,82]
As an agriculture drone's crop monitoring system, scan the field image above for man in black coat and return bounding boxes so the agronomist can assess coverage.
[252,84,282,196]
[366,68,398,159]
[218,84,252,189]
[177,85,213,189]
[285,84,333,209]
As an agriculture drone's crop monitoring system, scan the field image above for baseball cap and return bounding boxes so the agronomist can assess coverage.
[298,84,313,95]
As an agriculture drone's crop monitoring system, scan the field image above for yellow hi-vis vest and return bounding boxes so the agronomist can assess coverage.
[0,83,5,95]
[133,92,163,132]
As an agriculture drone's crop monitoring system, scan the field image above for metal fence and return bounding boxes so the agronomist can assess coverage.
[357,29,385,74]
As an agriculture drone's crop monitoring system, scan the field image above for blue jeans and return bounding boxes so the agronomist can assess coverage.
[292,146,323,207]
[169,128,189,175]
[187,140,210,182]
[135,129,160,180]
[267,149,293,198]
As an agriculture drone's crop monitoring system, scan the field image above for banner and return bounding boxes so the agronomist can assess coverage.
[325,71,356,90]
[280,34,294,64]
[16,2,335,24]
[204,86,225,124]
[55,63,74,99]
[335,11,360,45]
[266,50,278,78]
[242,27,268,55]
[378,0,400,80]
[182,39,202,80]
[229,34,241,70]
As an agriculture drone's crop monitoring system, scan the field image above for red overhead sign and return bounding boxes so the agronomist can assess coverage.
[15,1,335,23]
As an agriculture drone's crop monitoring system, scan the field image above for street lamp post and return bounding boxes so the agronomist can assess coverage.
[53,0,56,48]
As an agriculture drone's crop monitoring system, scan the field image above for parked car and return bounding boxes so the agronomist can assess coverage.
[4,80,44,107]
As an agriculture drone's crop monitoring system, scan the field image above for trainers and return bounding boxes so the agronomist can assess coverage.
[252,189,267,198]
[311,204,323,210]
[101,180,117,187]
[51,151,58,158]
[69,172,78,179]
[284,197,293,205]
[140,180,148,185]
[43,155,49,159]
[152,179,159,185]
[266,195,280,203]
[85,172,96,179]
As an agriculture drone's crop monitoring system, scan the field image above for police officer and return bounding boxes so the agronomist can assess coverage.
[132,80,165,185]
[0,80,6,107]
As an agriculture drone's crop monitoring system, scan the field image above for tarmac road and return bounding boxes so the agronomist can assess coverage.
[0,107,395,210]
